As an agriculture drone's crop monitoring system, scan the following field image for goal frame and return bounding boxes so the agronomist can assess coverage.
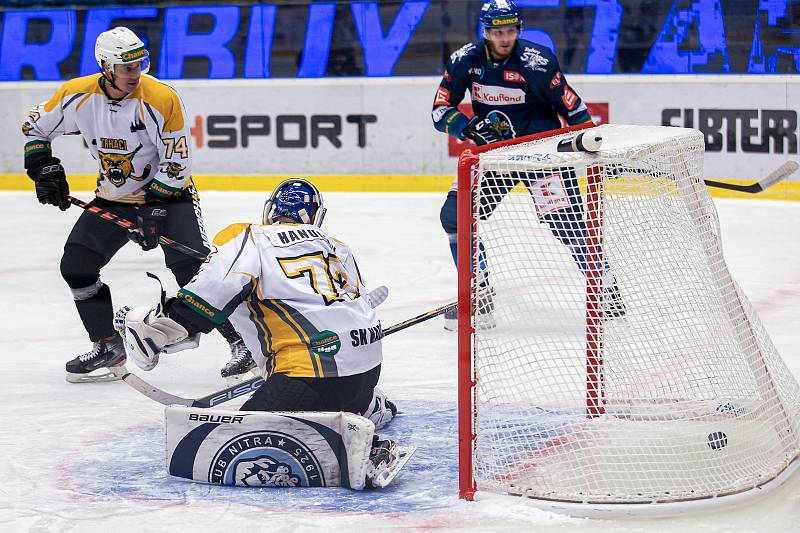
[456,123,594,501]
[455,123,800,515]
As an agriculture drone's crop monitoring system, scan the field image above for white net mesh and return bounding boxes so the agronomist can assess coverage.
[465,124,800,505]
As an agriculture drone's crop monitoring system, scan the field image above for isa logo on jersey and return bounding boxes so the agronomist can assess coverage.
[472,83,525,105]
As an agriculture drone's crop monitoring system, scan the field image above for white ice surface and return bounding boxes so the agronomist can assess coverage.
[1,191,799,532]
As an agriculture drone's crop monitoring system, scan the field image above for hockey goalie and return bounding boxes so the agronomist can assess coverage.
[116,178,414,489]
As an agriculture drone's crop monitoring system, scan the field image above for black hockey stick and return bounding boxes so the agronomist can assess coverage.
[68,196,208,260]
[702,161,798,194]
[124,297,454,408]
[605,161,798,195]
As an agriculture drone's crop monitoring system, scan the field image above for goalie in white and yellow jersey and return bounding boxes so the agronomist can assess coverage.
[21,27,250,383]
[116,179,400,486]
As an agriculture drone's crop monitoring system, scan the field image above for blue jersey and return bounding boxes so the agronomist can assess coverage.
[432,39,591,142]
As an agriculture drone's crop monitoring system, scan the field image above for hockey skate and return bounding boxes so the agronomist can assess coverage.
[65,333,127,383]
[475,282,496,330]
[365,438,416,489]
[603,282,627,320]
[221,338,258,383]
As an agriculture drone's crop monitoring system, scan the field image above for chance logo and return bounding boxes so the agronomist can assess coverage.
[209,431,325,487]
[472,83,525,105]
[311,330,341,357]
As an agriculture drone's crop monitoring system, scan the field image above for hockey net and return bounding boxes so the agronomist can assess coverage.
[456,123,800,515]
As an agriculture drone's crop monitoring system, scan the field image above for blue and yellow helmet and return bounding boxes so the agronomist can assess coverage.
[263,178,326,227]
[480,0,523,29]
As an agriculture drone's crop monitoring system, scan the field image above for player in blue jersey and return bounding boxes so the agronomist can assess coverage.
[432,0,624,330]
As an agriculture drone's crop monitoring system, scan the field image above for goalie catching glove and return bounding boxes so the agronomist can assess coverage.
[114,304,195,371]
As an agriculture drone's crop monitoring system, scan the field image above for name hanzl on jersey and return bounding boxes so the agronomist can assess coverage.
[267,227,334,249]
[521,47,549,72]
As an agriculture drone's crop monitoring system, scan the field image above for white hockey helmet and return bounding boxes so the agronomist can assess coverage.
[95,27,150,74]
[263,178,327,227]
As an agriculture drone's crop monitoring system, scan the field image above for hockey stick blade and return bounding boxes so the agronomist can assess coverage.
[703,161,798,194]
[122,373,194,406]
[368,285,389,309]
[124,298,454,408]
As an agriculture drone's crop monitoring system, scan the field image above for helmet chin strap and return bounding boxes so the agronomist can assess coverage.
[101,65,129,98]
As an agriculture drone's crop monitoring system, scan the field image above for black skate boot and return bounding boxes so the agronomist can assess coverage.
[220,338,256,380]
[603,282,627,320]
[65,333,127,383]
[366,438,398,489]
[365,437,416,489]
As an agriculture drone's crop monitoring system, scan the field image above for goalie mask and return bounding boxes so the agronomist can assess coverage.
[263,178,327,227]
[95,27,151,76]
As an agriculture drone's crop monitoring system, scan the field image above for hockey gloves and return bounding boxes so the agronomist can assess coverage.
[129,203,168,251]
[462,116,501,146]
[114,304,190,371]
[27,157,70,211]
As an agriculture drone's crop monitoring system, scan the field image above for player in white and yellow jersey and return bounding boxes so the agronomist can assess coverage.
[116,179,399,483]
[21,27,251,384]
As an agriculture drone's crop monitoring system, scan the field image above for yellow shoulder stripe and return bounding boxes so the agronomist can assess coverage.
[213,223,251,247]
[43,74,103,112]
[135,75,184,132]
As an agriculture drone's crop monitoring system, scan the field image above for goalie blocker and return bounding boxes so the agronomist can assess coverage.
[166,406,415,489]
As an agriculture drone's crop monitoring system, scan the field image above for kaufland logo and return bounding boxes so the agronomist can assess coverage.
[472,84,525,105]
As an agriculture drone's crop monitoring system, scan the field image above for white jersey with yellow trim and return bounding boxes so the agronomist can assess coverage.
[22,73,192,204]
[178,222,382,379]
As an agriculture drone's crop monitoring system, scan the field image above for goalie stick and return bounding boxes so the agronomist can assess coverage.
[68,196,208,260]
[124,297,455,408]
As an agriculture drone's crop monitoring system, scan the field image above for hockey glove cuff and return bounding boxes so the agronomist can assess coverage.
[26,156,69,211]
[130,202,168,251]
[462,116,501,146]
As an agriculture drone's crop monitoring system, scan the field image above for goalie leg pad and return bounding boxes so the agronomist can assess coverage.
[360,386,397,430]
[118,305,189,371]
[166,406,376,489]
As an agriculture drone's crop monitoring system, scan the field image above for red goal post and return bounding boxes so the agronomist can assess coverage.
[455,123,800,516]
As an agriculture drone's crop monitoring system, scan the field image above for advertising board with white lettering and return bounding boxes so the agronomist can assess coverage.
[3,76,798,182]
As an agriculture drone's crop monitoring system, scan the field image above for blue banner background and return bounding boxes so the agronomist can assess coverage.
[0,0,797,80]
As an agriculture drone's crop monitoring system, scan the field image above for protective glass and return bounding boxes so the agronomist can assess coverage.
[112,52,150,76]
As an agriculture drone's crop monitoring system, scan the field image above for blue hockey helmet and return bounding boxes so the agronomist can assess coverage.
[263,178,326,227]
[480,0,523,30]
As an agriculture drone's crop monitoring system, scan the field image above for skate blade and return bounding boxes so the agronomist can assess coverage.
[370,445,416,488]
[223,367,260,387]
[66,364,128,384]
